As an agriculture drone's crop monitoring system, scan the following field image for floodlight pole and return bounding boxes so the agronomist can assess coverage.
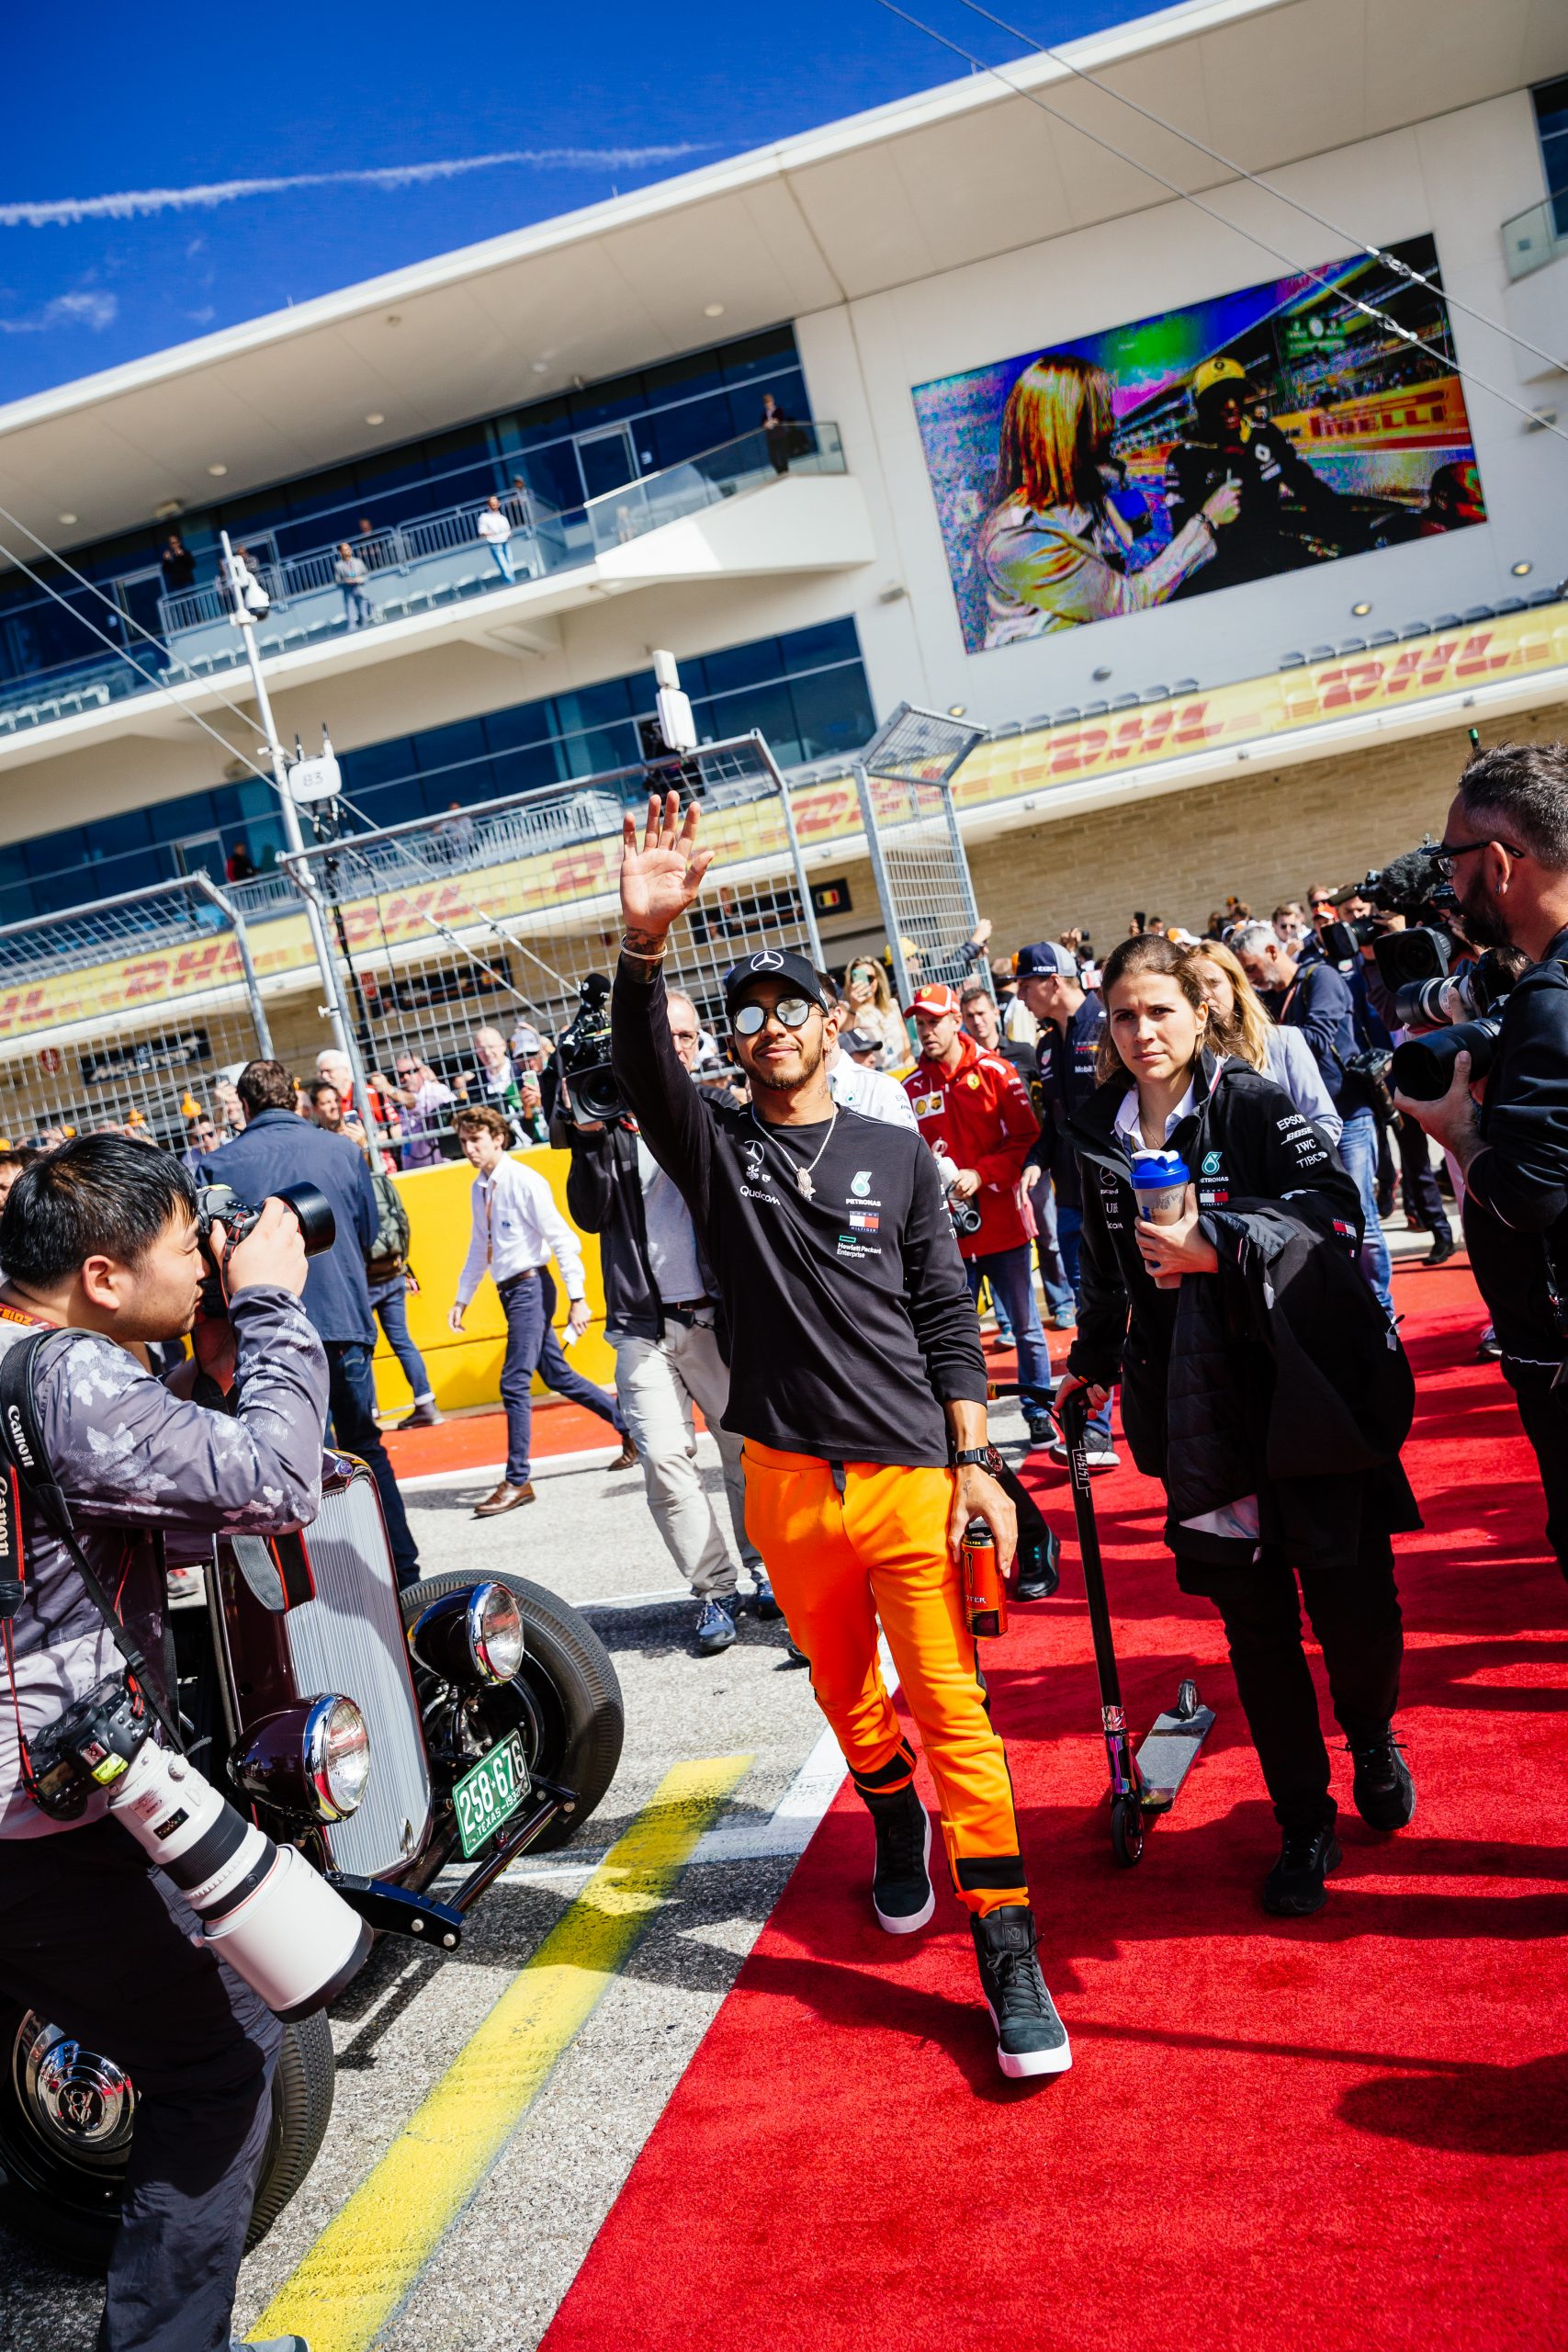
[220,533,379,1136]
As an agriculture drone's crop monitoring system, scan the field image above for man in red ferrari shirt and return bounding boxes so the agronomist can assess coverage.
[903,982,1055,1447]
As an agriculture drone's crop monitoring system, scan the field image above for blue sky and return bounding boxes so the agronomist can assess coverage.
[0,0,1165,403]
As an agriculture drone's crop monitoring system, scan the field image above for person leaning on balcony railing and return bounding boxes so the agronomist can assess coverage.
[477,494,516,584]
[333,541,374,630]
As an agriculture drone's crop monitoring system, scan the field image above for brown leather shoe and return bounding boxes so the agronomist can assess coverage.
[473,1480,536,1517]
[610,1440,639,1471]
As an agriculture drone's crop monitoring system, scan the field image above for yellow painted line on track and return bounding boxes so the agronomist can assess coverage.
[254,1754,751,2352]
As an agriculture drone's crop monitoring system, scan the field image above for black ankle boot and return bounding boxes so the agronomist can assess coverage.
[1263,1824,1342,1916]
[970,1906,1072,2078]
[1350,1731,1416,1830]
[863,1782,934,1934]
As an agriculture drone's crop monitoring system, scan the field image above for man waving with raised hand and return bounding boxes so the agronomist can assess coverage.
[611,791,1070,2081]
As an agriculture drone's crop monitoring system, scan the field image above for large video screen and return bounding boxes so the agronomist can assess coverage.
[911,233,1485,655]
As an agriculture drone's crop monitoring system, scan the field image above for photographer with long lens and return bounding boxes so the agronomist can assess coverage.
[1392,741,1568,1575]
[199,1058,420,1588]
[612,794,1071,2083]
[0,1135,328,2352]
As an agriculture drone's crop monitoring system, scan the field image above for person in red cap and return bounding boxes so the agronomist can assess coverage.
[902,981,1055,1446]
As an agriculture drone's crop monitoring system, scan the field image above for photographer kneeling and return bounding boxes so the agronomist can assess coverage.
[1055,937,1420,1916]
[1393,741,1568,1575]
[0,1136,328,2352]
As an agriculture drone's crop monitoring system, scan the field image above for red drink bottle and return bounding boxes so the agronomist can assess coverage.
[961,1517,1008,1639]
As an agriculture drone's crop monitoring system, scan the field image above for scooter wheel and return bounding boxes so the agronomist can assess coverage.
[1175,1679,1201,1721]
[1110,1792,1145,1868]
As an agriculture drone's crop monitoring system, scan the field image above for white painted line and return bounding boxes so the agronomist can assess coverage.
[499,1640,899,1886]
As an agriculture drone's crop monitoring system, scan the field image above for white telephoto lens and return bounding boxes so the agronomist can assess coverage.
[201,1842,372,2019]
[106,1739,371,2017]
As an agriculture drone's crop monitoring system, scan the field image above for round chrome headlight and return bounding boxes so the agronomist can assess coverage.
[303,1695,371,1821]
[468,1583,524,1684]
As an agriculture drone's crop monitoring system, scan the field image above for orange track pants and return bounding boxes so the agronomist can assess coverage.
[743,1442,1028,1917]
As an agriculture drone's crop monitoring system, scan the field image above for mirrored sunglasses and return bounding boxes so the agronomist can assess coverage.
[732,996,815,1037]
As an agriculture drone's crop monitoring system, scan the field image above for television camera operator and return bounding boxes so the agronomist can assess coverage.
[1393,741,1568,1574]
[0,1136,328,2352]
[611,793,1071,2082]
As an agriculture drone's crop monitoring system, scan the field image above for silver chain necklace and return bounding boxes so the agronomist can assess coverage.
[750,1103,838,1200]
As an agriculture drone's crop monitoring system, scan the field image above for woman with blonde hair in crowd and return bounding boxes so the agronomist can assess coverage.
[976,356,1241,645]
[841,954,908,1067]
[1179,936,1343,1146]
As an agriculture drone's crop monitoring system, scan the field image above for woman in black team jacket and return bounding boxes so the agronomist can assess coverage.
[1055,934,1421,1915]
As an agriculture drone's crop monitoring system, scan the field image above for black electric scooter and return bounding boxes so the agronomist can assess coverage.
[1058,1388,1214,1865]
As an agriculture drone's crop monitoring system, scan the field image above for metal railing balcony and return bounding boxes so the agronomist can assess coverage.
[1503,196,1568,280]
[0,423,845,741]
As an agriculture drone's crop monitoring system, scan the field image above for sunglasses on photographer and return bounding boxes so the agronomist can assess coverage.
[732,996,817,1037]
[1421,835,1528,880]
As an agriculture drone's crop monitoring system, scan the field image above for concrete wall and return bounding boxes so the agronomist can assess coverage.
[961,700,1568,952]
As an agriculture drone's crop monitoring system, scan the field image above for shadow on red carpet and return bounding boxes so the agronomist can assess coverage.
[540,1263,1568,2351]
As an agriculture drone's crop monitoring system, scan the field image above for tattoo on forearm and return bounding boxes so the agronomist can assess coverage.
[619,930,670,980]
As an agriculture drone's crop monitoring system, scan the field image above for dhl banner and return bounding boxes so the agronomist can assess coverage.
[8,599,1567,1046]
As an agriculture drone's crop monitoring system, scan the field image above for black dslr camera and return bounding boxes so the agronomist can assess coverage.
[191,1181,336,1311]
[556,975,624,1125]
[1339,844,1519,1101]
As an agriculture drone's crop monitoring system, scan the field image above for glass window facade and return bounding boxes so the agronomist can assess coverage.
[1536,76,1568,232]
[0,324,809,697]
[0,616,873,926]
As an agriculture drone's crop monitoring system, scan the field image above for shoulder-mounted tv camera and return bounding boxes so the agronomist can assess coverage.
[556,975,623,1125]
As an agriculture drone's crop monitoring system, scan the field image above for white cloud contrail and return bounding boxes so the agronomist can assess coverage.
[0,289,118,333]
[0,147,714,229]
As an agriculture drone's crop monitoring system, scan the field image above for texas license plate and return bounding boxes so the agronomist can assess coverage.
[453,1731,531,1859]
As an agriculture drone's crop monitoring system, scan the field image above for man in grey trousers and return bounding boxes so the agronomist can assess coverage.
[561,987,779,1656]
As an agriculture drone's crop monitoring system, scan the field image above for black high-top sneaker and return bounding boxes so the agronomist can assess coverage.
[970,1906,1072,2078]
[863,1782,935,1934]
[1263,1824,1342,1916]
[1350,1731,1416,1830]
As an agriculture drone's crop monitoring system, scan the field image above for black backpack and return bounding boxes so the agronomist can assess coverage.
[366,1169,412,1284]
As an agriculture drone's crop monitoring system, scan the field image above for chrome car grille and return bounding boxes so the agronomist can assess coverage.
[283,1470,432,1876]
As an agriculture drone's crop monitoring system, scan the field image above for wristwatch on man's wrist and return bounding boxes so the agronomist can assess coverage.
[953,1447,992,1469]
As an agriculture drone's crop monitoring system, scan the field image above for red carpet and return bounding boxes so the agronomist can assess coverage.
[541,1264,1568,2352]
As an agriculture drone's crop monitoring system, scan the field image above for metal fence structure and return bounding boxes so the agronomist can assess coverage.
[0,711,995,1167]
[279,732,825,1159]
[0,875,273,1150]
[852,704,988,1009]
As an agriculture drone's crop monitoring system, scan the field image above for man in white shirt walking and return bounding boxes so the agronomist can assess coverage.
[449,1106,634,1515]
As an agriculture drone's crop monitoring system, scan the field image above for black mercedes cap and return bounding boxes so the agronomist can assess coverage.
[722,948,830,1015]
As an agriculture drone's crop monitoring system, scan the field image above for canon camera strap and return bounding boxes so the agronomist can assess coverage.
[0,1331,184,1752]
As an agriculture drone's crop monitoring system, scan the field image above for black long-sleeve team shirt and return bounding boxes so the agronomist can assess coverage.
[611,960,987,1465]
[1463,928,1568,1366]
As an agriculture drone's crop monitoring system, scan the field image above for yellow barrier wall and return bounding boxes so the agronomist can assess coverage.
[372,1148,615,1414]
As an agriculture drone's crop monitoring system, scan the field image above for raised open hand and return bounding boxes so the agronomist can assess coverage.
[620,791,714,947]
